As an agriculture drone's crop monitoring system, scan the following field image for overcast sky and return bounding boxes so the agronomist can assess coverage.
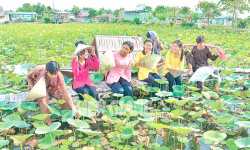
[1,0,250,18]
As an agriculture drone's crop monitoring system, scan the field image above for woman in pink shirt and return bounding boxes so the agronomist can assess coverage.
[71,43,99,100]
[106,41,134,99]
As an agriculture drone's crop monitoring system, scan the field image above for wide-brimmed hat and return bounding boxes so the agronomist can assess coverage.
[26,76,46,100]
[74,44,95,54]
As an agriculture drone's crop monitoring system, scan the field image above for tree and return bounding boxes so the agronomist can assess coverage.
[156,13,169,25]
[153,5,168,16]
[218,0,250,27]
[72,5,79,15]
[180,6,192,21]
[197,1,221,28]
[192,12,200,21]
[82,7,97,18]
[16,3,35,12]
[35,2,45,15]
[144,6,152,12]
[136,4,146,10]
[113,9,120,17]
[169,6,180,21]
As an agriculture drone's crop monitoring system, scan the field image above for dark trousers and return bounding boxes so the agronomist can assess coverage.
[164,72,182,92]
[107,77,134,99]
[74,85,99,101]
[143,73,165,96]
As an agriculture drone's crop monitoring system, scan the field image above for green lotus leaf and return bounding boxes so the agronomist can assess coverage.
[0,140,9,146]
[1,102,21,110]
[67,118,90,128]
[89,72,104,84]
[32,114,50,121]
[203,131,227,142]
[226,138,239,150]
[169,127,199,135]
[77,129,101,135]
[10,134,34,142]
[120,127,133,140]
[173,85,185,97]
[235,121,250,128]
[156,91,172,97]
[234,137,250,148]
[35,122,61,134]
[146,122,168,130]
[155,79,168,84]
[225,100,244,105]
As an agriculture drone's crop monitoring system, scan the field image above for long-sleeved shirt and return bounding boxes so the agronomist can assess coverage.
[190,46,219,66]
[71,55,99,89]
[162,51,184,76]
[26,65,69,97]
[106,52,132,84]
[133,51,158,80]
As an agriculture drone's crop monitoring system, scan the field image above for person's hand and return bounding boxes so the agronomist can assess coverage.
[155,36,159,42]
[170,67,176,70]
[74,111,79,119]
[215,48,219,56]
[29,85,34,91]
[134,62,139,68]
[184,46,188,52]
[90,47,95,56]
[182,70,186,73]
[187,71,193,76]
[131,82,138,86]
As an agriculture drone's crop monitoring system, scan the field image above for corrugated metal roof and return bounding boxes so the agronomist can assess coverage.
[8,12,38,15]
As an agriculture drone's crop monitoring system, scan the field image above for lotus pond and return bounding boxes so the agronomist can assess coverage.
[0,24,250,150]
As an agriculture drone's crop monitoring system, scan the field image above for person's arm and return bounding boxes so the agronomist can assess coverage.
[71,59,79,76]
[155,36,164,50]
[133,52,141,68]
[157,41,165,50]
[26,68,37,90]
[125,57,132,82]
[208,48,219,61]
[88,55,99,69]
[164,51,175,70]
[72,52,78,61]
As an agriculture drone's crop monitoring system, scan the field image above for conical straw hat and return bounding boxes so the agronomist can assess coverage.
[26,76,46,100]
[74,44,94,54]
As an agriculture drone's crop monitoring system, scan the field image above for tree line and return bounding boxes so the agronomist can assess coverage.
[10,0,250,27]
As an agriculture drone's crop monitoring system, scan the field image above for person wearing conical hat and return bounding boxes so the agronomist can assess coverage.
[26,61,78,126]
[72,42,99,101]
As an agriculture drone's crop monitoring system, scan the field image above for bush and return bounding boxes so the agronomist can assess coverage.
[70,18,74,22]
[133,17,141,24]
[44,18,51,23]
[15,17,23,22]
[31,17,37,22]
[170,21,175,27]
[122,19,132,24]
[5,21,10,24]
[237,19,249,28]
[37,15,43,20]
[180,20,195,28]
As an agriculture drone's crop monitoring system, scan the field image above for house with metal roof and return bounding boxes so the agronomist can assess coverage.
[0,6,4,24]
[5,12,38,21]
[124,10,159,23]
[75,10,89,22]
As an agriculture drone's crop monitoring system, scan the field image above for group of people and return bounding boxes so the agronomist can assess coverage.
[26,31,219,125]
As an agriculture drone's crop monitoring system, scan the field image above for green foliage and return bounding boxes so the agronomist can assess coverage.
[170,21,175,26]
[238,18,249,28]
[31,17,37,22]
[180,20,195,28]
[44,17,51,23]
[37,15,43,20]
[133,17,141,24]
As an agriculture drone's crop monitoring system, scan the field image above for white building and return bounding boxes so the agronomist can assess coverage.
[0,6,4,24]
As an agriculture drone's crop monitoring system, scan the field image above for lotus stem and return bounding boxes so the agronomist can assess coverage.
[50,133,54,146]
[88,135,90,148]
[58,136,60,148]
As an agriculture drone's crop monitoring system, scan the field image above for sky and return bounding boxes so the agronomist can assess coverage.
[1,0,250,18]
